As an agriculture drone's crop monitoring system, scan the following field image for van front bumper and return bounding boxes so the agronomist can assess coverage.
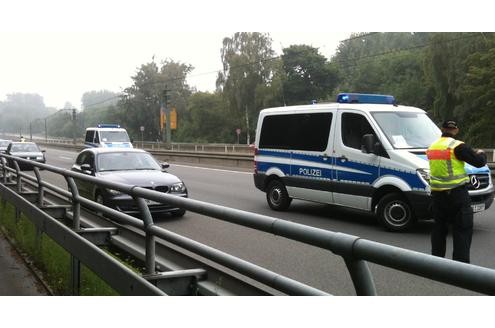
[406,187,494,221]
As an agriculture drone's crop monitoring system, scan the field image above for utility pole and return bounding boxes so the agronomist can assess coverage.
[44,118,47,142]
[72,108,77,145]
[161,87,172,147]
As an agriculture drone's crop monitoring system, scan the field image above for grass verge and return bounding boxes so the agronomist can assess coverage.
[0,197,119,295]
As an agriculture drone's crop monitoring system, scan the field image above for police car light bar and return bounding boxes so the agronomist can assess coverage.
[97,123,121,128]
[337,93,396,105]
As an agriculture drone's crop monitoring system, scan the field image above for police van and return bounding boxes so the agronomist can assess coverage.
[253,93,494,231]
[84,124,133,149]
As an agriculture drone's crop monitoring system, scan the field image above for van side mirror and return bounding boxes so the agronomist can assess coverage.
[362,134,378,154]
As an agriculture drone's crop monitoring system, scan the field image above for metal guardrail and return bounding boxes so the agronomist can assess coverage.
[2,154,495,295]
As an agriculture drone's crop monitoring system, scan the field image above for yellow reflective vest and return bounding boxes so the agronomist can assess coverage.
[426,137,469,191]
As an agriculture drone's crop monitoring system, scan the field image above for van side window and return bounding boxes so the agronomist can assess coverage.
[341,113,375,150]
[85,130,95,143]
[259,113,332,151]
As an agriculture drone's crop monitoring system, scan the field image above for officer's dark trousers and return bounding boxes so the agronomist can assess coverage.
[431,185,473,263]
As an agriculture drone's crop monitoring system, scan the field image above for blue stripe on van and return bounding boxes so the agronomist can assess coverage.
[257,149,427,190]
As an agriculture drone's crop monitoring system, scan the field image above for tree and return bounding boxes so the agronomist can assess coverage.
[281,45,338,105]
[216,32,276,144]
[119,59,193,141]
[457,47,495,146]
[175,91,234,143]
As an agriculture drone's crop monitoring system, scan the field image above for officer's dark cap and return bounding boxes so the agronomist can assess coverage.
[442,120,458,129]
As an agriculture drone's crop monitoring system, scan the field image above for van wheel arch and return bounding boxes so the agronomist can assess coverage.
[266,179,292,211]
[373,187,416,232]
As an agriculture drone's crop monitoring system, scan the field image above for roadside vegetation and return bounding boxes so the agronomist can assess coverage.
[1,32,495,147]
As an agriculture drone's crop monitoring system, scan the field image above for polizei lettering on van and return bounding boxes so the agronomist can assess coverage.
[299,168,322,177]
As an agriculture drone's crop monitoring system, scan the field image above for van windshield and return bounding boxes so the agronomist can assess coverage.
[100,131,130,143]
[372,112,440,149]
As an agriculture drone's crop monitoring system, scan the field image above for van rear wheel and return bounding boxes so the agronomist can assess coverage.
[376,193,415,231]
[266,180,292,211]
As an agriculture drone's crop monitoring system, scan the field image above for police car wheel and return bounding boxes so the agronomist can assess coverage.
[171,209,186,217]
[377,193,415,231]
[266,180,292,211]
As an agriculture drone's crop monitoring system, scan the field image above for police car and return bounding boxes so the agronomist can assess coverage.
[84,124,133,149]
[253,93,494,231]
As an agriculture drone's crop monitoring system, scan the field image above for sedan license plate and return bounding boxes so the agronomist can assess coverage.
[472,203,485,213]
[145,199,161,206]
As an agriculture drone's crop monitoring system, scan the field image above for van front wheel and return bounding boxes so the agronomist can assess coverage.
[266,180,292,211]
[376,193,415,231]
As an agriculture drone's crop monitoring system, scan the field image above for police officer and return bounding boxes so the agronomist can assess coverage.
[426,120,487,263]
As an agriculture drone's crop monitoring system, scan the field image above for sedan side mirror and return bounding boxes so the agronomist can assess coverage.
[161,162,170,170]
[41,150,46,153]
[80,163,93,174]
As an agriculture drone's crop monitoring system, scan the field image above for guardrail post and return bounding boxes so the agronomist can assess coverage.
[1,157,8,183]
[65,176,82,295]
[13,161,22,193]
[33,167,44,207]
[65,177,81,230]
[135,196,156,275]
[331,233,377,296]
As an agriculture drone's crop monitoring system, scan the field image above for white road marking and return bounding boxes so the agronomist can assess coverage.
[59,156,72,160]
[172,163,252,175]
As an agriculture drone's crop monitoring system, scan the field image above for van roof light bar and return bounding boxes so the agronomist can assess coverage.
[337,93,396,105]
[97,123,121,128]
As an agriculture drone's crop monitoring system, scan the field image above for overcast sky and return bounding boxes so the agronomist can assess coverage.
[0,31,350,109]
[0,0,491,110]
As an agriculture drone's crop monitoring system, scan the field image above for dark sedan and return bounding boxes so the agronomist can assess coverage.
[71,148,188,218]
[5,142,46,170]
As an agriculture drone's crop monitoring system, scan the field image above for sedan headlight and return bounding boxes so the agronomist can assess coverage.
[36,156,44,160]
[107,188,123,195]
[170,182,186,193]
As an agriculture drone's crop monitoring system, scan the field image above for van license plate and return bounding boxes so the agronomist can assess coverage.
[472,203,485,213]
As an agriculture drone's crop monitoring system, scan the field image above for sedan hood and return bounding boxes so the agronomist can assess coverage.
[97,170,182,187]
[10,151,44,158]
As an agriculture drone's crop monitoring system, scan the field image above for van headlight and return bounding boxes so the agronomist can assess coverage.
[170,182,186,193]
[36,156,44,160]
[417,168,430,184]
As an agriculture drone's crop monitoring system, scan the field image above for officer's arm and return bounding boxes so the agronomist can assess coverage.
[454,143,487,168]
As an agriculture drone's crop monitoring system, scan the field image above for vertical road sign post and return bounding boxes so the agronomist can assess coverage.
[140,126,145,149]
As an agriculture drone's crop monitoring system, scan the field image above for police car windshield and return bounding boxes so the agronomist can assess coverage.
[97,152,161,172]
[100,131,130,143]
[372,112,440,149]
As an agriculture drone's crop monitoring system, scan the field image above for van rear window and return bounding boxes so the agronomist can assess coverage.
[259,113,332,151]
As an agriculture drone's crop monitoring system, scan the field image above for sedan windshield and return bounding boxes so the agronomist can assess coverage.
[10,143,40,152]
[372,112,440,149]
[97,152,161,172]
